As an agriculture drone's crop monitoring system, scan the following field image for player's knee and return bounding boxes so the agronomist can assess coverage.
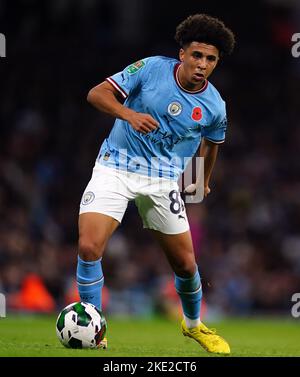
[172,258,196,278]
[78,237,105,261]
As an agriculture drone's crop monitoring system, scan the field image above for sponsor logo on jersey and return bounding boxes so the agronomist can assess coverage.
[127,60,145,74]
[167,102,182,116]
[82,191,95,205]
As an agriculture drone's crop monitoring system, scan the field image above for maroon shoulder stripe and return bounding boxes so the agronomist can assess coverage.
[106,77,128,99]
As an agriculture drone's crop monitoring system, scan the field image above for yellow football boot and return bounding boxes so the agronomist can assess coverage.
[181,320,230,355]
[98,337,108,349]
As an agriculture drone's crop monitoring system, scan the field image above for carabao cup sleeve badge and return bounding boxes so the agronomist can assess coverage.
[127,60,145,74]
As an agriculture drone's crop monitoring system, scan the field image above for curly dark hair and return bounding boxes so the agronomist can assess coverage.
[175,14,235,56]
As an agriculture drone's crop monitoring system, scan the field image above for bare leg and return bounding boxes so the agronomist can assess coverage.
[77,212,119,310]
[150,230,197,277]
[151,229,201,327]
[78,212,119,261]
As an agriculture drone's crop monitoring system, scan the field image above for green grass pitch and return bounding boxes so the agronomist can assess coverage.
[0,315,299,357]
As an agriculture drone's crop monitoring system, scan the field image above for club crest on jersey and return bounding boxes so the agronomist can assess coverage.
[167,102,182,116]
[127,60,145,74]
[191,106,203,121]
[81,191,95,205]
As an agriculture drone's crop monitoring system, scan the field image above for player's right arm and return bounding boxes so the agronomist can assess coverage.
[87,81,159,134]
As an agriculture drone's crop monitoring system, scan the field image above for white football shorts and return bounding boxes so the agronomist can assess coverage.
[79,163,189,235]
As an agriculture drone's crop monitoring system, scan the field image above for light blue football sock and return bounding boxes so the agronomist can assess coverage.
[174,267,202,320]
[76,256,104,311]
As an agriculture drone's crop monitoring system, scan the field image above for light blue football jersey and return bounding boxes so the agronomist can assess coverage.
[97,56,227,180]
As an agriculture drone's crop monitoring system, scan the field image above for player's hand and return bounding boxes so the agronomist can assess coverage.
[184,183,197,194]
[126,112,159,134]
[204,185,211,197]
[184,184,211,197]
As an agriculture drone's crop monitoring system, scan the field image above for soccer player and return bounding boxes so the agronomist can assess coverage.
[76,14,235,354]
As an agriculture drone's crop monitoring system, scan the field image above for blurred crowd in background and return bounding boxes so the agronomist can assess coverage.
[0,0,300,319]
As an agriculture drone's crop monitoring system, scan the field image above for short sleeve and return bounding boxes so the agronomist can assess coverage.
[202,101,227,144]
[106,58,151,99]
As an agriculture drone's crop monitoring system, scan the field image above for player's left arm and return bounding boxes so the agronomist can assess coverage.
[199,138,219,197]
[184,139,219,197]
[200,107,227,196]
[184,110,226,197]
